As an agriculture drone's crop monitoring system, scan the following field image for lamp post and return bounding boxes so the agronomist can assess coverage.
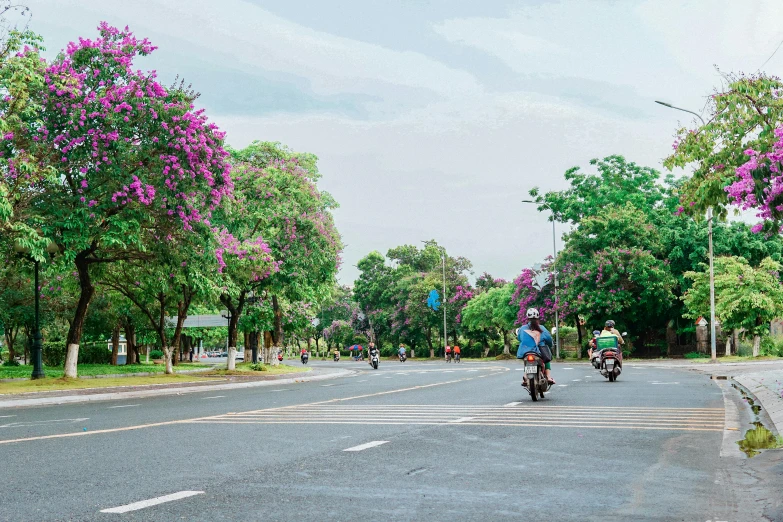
[521,200,560,360]
[14,238,58,379]
[655,100,716,362]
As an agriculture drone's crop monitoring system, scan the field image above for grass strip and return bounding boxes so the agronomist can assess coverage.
[0,374,220,394]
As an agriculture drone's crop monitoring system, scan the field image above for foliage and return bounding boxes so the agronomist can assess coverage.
[149,349,164,359]
[247,362,268,371]
[663,73,783,218]
[684,351,709,359]
[2,359,20,366]
[683,256,783,338]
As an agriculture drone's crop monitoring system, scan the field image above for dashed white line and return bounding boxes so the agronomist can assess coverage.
[0,415,17,418]
[321,384,335,387]
[107,404,140,409]
[572,379,581,382]
[271,389,290,392]
[448,417,475,423]
[0,418,89,429]
[202,396,225,399]
[358,380,368,383]
[557,384,568,387]
[343,440,389,452]
[503,402,523,407]
[562,368,574,370]
[100,491,205,514]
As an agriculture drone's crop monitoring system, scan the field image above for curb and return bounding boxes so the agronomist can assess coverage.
[0,368,356,410]
[733,371,783,435]
[0,367,213,383]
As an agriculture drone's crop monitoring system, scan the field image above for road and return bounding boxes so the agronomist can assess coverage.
[1,360,781,521]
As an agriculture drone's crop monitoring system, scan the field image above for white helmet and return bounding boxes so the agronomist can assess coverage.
[526,308,540,319]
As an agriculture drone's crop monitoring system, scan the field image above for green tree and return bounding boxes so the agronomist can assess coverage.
[683,256,783,356]
[461,284,517,355]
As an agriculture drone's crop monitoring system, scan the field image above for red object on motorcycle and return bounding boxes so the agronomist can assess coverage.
[526,355,535,361]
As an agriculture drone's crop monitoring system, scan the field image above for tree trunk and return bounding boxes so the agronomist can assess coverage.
[244,331,252,362]
[163,346,174,374]
[502,329,511,355]
[575,316,583,359]
[753,334,761,357]
[4,325,19,361]
[111,323,120,365]
[123,317,137,365]
[270,295,283,367]
[426,328,434,358]
[264,330,274,364]
[64,252,96,378]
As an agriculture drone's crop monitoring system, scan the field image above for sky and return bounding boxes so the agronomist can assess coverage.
[22,0,783,284]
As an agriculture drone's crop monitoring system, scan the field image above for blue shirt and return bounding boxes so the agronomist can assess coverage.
[516,323,553,359]
[398,347,406,354]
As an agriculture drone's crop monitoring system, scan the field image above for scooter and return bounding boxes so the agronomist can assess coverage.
[277,352,283,362]
[301,352,309,365]
[370,351,379,370]
[399,353,406,363]
[522,350,550,401]
[454,352,461,363]
[333,352,340,362]
[595,333,626,382]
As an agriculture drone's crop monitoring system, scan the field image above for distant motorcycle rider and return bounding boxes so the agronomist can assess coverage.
[516,308,555,384]
[367,342,379,365]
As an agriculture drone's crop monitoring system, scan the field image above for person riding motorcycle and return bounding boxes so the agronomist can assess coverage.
[516,308,555,384]
[587,330,601,360]
[367,343,379,365]
[398,344,406,361]
[601,320,624,345]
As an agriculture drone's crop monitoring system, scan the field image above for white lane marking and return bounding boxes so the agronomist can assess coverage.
[650,382,679,385]
[504,402,523,407]
[468,370,478,372]
[202,396,225,399]
[0,415,17,418]
[0,418,88,429]
[448,417,475,423]
[563,368,574,370]
[343,440,389,452]
[108,404,140,409]
[358,380,368,383]
[557,384,568,387]
[100,491,205,513]
[572,379,581,382]
[321,384,335,387]
[384,377,393,379]
[443,371,454,373]
[271,389,290,392]
[515,368,524,371]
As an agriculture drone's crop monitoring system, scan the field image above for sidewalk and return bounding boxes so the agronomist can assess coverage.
[0,367,355,410]
[733,370,783,435]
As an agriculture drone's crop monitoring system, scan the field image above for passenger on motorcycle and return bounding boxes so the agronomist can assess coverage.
[516,308,555,384]
[587,330,601,359]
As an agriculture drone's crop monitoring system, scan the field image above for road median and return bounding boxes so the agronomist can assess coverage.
[0,366,355,410]
[733,370,783,435]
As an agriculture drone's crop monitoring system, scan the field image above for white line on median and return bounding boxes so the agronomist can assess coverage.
[343,440,389,452]
[0,415,16,418]
[100,491,205,514]
[107,404,140,409]
[321,384,335,387]
[562,368,574,370]
[202,396,225,399]
[0,418,88,429]
[271,389,290,392]
[503,402,522,407]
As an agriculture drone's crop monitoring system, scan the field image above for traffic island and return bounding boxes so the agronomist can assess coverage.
[734,370,783,436]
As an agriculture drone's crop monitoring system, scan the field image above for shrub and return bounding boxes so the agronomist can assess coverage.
[42,342,66,366]
[760,337,783,357]
[684,351,709,359]
[2,359,20,367]
[737,343,753,357]
[248,363,268,371]
[78,343,112,364]
[149,350,164,360]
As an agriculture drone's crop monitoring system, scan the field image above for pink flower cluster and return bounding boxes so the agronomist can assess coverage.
[726,126,783,231]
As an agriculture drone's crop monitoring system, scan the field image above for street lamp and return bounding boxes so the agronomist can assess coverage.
[421,241,448,352]
[521,200,560,360]
[14,237,58,379]
[655,100,716,362]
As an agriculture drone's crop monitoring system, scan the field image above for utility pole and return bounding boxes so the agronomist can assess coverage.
[707,207,717,363]
[442,253,448,351]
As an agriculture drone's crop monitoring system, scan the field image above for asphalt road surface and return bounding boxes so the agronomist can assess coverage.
[1,360,781,521]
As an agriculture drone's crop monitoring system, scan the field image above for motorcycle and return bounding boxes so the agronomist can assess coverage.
[399,353,406,363]
[454,352,461,363]
[522,350,550,401]
[446,352,452,363]
[370,351,379,370]
[301,352,309,365]
[333,352,340,362]
[595,333,626,382]
[277,352,283,362]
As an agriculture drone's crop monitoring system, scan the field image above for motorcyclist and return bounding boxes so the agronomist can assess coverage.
[516,308,555,384]
[445,345,452,362]
[367,342,379,365]
[587,330,601,360]
[601,320,624,345]
[398,344,406,361]
[300,348,308,364]
[453,345,461,362]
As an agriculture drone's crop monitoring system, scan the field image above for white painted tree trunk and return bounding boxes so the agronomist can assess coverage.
[163,347,174,374]
[244,347,252,362]
[227,346,237,370]
[725,336,731,357]
[64,344,79,378]
[269,345,281,366]
[753,335,761,357]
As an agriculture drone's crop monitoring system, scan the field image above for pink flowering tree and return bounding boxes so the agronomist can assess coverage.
[17,24,233,377]
[726,126,783,233]
[218,141,341,366]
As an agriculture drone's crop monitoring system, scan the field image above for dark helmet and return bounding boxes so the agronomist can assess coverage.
[605,320,615,328]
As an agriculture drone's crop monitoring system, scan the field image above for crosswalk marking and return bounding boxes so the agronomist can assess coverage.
[188,404,724,432]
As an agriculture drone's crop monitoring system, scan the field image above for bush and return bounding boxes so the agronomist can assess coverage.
[2,359,20,367]
[761,337,783,357]
[684,351,709,359]
[149,350,164,360]
[248,363,268,371]
[737,343,753,357]
[42,341,66,366]
[78,343,112,364]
